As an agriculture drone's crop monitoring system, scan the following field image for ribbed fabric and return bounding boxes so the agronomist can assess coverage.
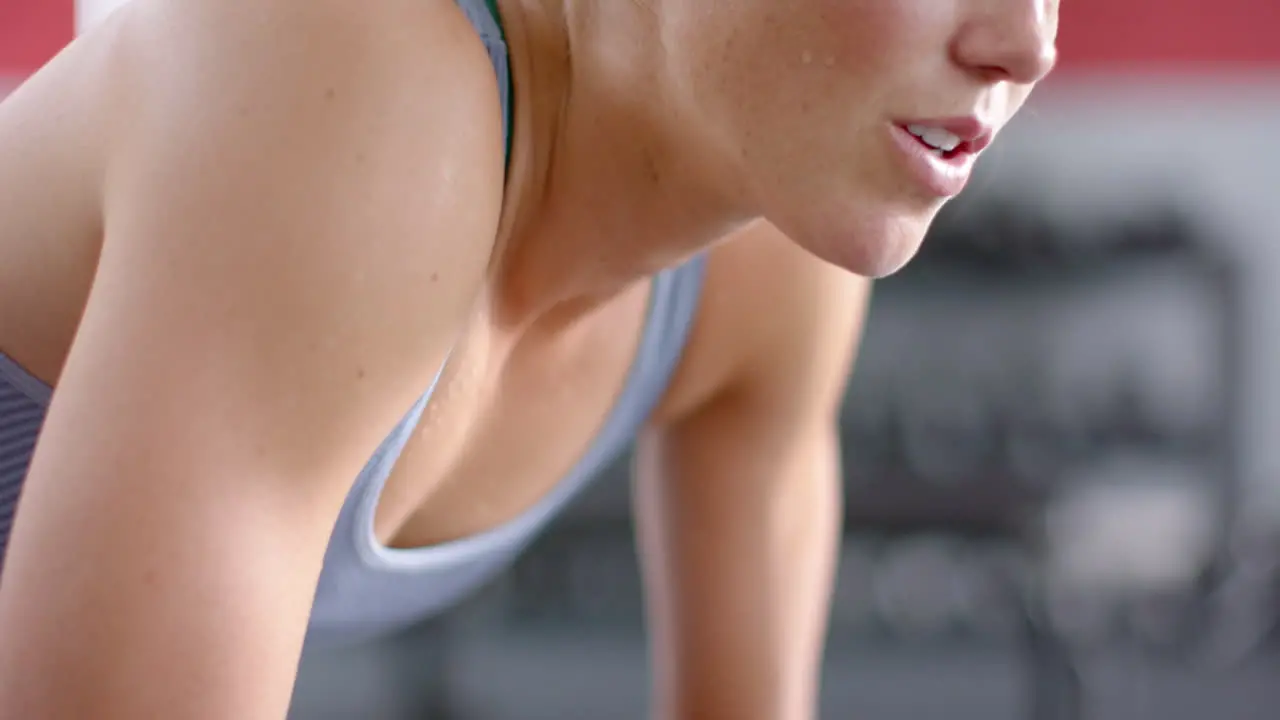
[0,353,51,573]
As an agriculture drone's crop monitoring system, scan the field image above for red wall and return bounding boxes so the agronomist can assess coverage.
[0,1,73,76]
[1057,0,1280,70]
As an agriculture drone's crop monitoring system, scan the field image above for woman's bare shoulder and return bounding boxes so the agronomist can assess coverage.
[0,0,507,382]
[0,0,507,236]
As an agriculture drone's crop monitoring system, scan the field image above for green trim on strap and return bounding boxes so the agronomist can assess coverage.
[482,0,515,166]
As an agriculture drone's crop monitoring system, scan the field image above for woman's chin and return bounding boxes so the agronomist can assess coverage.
[810,218,930,279]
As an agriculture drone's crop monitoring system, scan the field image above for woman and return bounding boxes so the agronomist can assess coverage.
[0,0,1058,717]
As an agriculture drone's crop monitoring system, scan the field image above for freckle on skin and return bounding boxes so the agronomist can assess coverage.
[642,148,660,183]
[357,367,366,380]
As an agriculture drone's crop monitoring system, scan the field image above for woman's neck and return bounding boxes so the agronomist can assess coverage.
[488,0,756,329]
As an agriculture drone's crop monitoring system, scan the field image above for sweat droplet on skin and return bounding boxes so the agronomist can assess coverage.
[802,51,814,65]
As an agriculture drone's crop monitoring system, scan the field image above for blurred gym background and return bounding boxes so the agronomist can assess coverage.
[5,1,1280,718]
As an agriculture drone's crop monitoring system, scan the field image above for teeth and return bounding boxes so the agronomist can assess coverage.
[906,123,962,152]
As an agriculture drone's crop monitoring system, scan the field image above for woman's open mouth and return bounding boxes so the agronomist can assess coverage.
[888,119,994,197]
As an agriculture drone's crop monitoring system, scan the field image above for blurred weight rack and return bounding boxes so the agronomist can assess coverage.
[827,190,1258,720]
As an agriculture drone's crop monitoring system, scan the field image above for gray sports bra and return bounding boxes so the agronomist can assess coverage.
[0,0,707,646]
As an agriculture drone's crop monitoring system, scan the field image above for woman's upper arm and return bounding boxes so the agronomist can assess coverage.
[0,1,501,717]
